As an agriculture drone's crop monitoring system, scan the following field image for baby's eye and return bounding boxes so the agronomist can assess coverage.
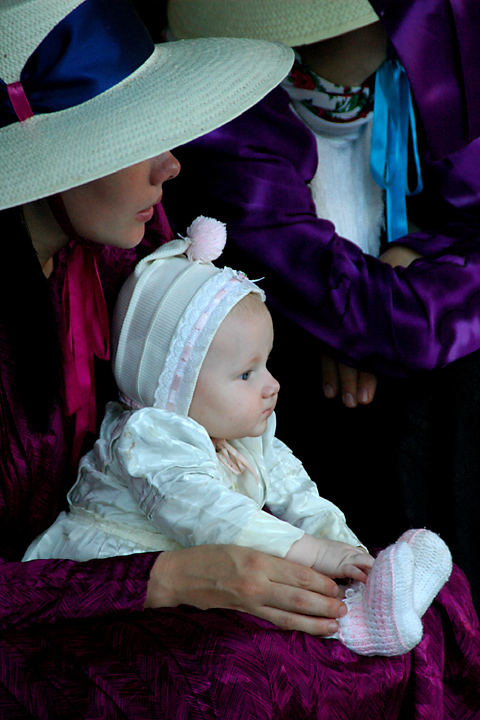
[239,370,252,381]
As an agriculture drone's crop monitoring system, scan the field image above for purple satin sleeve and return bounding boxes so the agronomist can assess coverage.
[0,553,157,630]
[370,0,480,160]
[163,87,480,377]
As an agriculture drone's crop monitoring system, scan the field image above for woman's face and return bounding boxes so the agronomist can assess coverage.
[60,152,181,248]
[297,21,388,86]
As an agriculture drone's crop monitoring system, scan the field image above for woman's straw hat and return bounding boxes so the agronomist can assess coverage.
[0,0,293,210]
[168,0,379,47]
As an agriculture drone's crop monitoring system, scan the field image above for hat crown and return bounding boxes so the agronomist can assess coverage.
[169,0,378,47]
[0,0,82,83]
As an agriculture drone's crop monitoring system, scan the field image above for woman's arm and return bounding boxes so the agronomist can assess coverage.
[163,88,480,376]
[9,545,345,635]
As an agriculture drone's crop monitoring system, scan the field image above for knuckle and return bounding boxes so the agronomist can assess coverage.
[293,565,316,589]
[277,614,297,632]
[237,578,259,601]
[243,549,264,572]
[291,590,311,613]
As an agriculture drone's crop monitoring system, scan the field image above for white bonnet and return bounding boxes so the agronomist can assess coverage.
[111,217,265,415]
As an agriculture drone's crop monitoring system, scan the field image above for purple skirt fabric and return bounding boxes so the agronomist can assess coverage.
[0,564,478,720]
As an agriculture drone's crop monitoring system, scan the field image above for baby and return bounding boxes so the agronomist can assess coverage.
[24,218,452,656]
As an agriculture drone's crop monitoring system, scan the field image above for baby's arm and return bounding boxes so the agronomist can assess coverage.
[286,534,374,583]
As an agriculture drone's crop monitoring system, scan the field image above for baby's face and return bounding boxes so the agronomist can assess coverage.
[189,302,280,440]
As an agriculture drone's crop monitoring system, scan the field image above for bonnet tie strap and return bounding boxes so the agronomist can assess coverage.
[213,439,261,486]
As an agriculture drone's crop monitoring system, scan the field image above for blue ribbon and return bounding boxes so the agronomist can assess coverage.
[370,58,423,242]
[0,0,154,127]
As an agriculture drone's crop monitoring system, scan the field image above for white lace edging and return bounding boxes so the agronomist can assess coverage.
[153,267,264,415]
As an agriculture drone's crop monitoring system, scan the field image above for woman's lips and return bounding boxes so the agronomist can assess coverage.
[136,205,154,222]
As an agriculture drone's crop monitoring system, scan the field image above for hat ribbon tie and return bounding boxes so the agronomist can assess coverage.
[370,57,423,242]
[62,241,110,469]
[0,0,153,128]
[6,82,34,122]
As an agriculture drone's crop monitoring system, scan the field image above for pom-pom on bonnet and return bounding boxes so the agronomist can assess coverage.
[112,217,265,415]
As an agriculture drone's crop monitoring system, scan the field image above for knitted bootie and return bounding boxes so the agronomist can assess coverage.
[399,529,452,617]
[334,540,422,656]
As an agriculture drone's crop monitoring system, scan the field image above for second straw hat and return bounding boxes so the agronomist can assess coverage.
[168,0,379,48]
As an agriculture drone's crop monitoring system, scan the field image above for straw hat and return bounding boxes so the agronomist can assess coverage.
[168,0,379,47]
[112,217,264,413]
[0,0,294,210]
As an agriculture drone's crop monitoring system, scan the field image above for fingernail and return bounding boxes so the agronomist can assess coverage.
[328,621,339,634]
[324,384,335,399]
[344,392,356,408]
[338,603,348,617]
[358,387,369,404]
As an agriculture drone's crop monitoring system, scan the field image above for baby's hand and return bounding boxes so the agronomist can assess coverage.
[286,535,374,583]
[311,539,374,583]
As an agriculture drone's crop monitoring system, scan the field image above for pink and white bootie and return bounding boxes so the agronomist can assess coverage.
[333,529,452,656]
[399,528,452,617]
[334,540,422,656]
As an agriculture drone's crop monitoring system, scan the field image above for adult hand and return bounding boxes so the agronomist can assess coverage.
[145,545,347,636]
[321,355,377,407]
[379,244,423,269]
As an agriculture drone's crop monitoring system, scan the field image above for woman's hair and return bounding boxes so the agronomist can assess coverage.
[0,206,61,431]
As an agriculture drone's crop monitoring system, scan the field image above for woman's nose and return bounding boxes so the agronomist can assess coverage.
[150,151,181,186]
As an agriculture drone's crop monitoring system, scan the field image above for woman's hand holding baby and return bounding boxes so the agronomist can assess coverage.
[145,545,347,636]
[286,534,374,583]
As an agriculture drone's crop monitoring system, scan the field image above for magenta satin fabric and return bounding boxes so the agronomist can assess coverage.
[0,204,478,716]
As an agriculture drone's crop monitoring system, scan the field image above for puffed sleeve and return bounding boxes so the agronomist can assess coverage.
[115,408,303,557]
[261,416,364,549]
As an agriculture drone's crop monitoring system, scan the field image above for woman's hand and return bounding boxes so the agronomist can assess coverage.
[321,355,377,407]
[379,245,423,269]
[145,545,347,636]
[320,245,423,406]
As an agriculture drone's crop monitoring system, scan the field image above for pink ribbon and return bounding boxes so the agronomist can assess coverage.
[62,242,110,468]
[7,81,34,121]
[213,439,260,485]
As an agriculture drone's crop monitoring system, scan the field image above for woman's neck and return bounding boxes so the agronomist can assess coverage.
[22,198,69,277]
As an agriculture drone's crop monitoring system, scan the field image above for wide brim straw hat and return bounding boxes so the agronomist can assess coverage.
[168,0,379,48]
[0,0,294,210]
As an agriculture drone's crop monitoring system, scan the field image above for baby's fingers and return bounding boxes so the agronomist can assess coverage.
[339,564,368,583]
